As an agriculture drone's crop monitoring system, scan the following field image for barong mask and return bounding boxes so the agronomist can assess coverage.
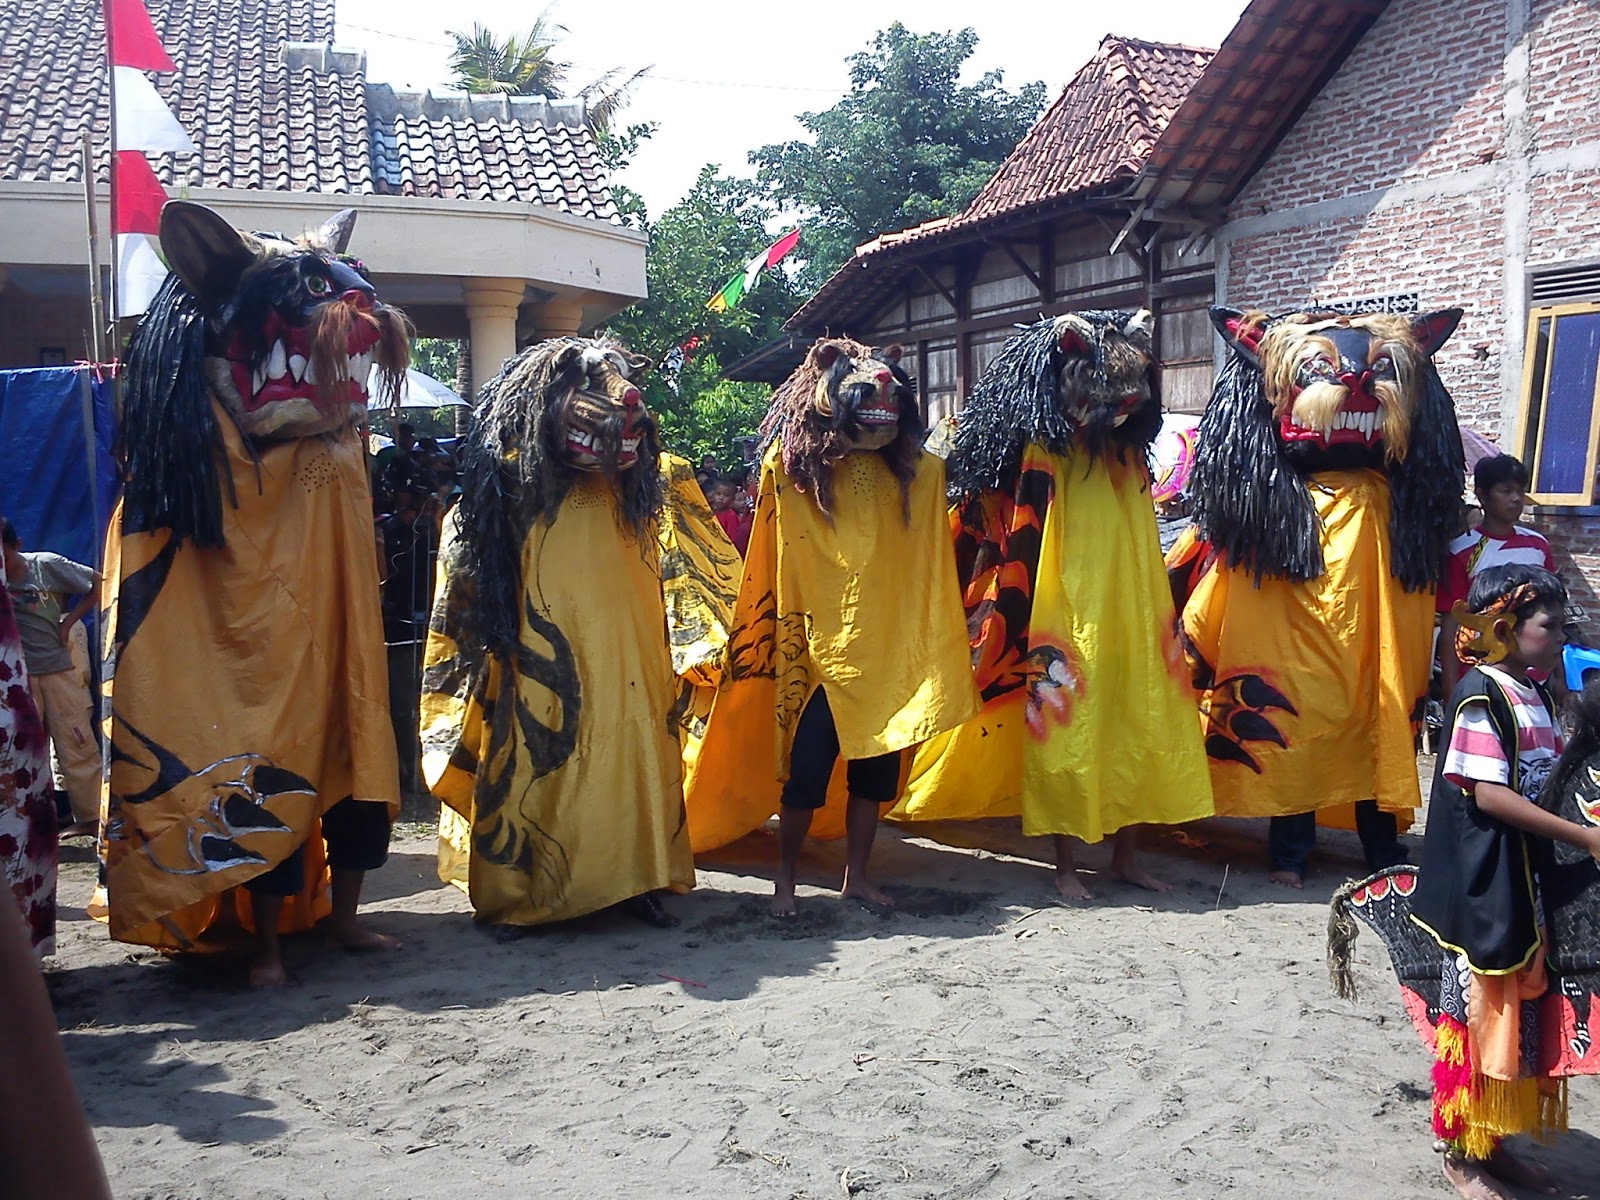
[1191,305,1464,588]
[548,343,655,472]
[163,201,410,440]
[453,336,664,663]
[760,338,922,519]
[119,200,410,548]
[946,309,1160,500]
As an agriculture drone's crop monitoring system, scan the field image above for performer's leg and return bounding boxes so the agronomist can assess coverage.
[840,752,902,909]
[775,691,841,916]
[1108,826,1172,894]
[1352,799,1404,872]
[247,893,288,989]
[1051,836,1093,901]
[322,798,401,951]
[774,805,815,917]
[1266,812,1315,887]
[243,843,304,987]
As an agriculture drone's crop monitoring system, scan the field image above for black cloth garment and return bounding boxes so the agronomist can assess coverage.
[1411,667,1550,974]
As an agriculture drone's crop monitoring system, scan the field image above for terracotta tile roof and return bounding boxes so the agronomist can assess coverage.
[0,0,618,218]
[963,36,1213,223]
[786,35,1214,332]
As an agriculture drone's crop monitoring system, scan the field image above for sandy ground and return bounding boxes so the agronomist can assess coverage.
[46,797,1600,1200]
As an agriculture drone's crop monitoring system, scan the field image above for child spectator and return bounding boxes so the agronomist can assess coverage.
[1438,455,1555,698]
[707,476,751,556]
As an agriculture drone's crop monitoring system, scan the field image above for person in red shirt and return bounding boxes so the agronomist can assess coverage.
[1438,454,1557,697]
[707,476,751,556]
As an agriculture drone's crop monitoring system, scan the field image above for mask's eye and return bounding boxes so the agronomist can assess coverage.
[1371,355,1394,375]
[306,274,333,297]
[1297,354,1337,383]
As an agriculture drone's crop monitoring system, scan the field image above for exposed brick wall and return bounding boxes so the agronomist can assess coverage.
[1218,0,1600,639]
[1229,0,1506,214]
[1225,195,1507,431]
[1527,0,1600,154]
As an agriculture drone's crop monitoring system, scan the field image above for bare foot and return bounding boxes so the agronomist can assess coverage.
[840,880,895,910]
[1443,1154,1517,1200]
[1268,869,1305,889]
[328,920,403,952]
[1109,856,1173,894]
[1486,1146,1559,1195]
[249,956,289,989]
[772,869,798,918]
[1054,871,1095,902]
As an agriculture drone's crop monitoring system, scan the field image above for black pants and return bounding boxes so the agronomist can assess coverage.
[244,797,392,896]
[780,689,902,809]
[1267,800,1403,876]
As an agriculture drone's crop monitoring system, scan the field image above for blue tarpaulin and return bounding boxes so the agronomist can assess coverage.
[0,367,118,571]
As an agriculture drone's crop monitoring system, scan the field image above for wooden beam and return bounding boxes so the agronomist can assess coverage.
[914,263,960,315]
[989,238,1044,296]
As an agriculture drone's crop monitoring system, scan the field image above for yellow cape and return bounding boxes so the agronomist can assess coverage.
[102,411,398,949]
[1168,468,1432,820]
[421,458,717,924]
[897,449,1213,840]
[684,443,980,852]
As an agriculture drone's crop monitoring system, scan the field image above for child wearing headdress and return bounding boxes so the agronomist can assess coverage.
[1411,562,1600,1199]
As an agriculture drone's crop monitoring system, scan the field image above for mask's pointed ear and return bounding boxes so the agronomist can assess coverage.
[877,343,905,365]
[314,208,359,254]
[1055,314,1093,356]
[1210,306,1269,366]
[159,201,262,313]
[1410,308,1463,357]
[808,341,843,371]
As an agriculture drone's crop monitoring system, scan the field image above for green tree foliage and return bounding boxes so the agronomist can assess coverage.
[750,23,1045,290]
[603,167,805,466]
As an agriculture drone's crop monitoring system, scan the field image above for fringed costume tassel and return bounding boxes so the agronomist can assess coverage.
[1432,1015,1569,1160]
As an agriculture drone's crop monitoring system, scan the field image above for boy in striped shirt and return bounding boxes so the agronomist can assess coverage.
[1438,454,1555,697]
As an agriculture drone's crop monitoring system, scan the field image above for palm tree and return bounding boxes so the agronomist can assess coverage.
[447,18,569,99]
[446,13,650,134]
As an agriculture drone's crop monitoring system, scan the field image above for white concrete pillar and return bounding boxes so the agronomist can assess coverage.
[463,278,526,396]
[526,298,587,343]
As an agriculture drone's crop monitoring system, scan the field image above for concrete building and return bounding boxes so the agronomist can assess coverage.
[0,0,645,395]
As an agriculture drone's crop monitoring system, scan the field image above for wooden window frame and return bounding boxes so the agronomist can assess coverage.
[1515,300,1600,506]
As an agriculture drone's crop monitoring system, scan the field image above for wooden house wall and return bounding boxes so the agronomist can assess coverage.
[856,219,1216,424]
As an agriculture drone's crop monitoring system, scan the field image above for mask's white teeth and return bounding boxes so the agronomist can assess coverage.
[622,436,640,452]
[252,365,267,394]
[303,357,318,385]
[267,340,288,381]
[288,353,307,383]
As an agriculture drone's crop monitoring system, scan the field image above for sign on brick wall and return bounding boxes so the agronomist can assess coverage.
[1318,292,1421,315]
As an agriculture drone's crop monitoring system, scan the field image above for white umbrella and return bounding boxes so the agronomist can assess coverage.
[366,367,467,410]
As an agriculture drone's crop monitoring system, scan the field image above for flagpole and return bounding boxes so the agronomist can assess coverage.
[80,131,108,364]
[104,0,122,346]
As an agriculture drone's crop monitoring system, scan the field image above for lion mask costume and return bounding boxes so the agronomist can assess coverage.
[896,309,1213,846]
[102,201,409,948]
[422,336,723,927]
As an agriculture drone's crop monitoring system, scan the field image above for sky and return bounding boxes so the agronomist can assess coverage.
[335,0,1251,221]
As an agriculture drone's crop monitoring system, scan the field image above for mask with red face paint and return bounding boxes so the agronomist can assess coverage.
[158,201,412,440]
[1211,307,1462,465]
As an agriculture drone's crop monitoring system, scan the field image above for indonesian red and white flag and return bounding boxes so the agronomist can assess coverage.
[112,67,194,155]
[103,0,190,315]
[104,0,176,71]
[113,151,169,316]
